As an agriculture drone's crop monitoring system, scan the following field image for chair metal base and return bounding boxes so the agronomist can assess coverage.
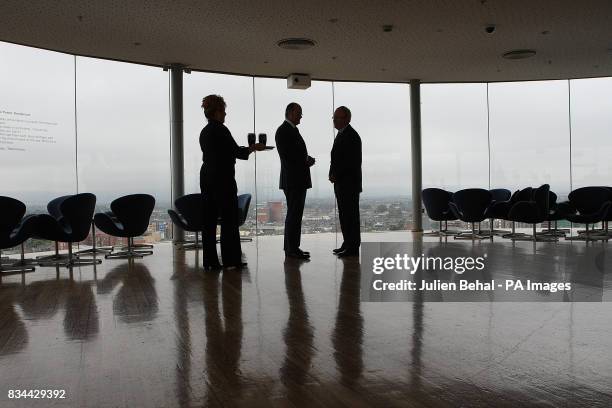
[121,243,153,250]
[76,247,114,256]
[40,258,102,268]
[107,238,153,259]
[175,242,203,250]
[0,249,36,275]
[537,230,568,237]
[508,225,559,242]
[36,241,71,261]
[511,235,559,242]
[38,243,102,268]
[566,224,610,242]
[424,231,452,237]
[566,234,609,242]
[16,243,38,266]
[174,233,202,250]
[0,265,35,275]
[76,221,114,255]
[1,244,39,267]
[537,221,569,237]
[424,220,460,237]
[487,218,512,236]
[454,223,492,240]
[0,258,14,266]
[454,233,491,240]
[105,249,153,259]
[580,221,612,239]
[502,233,529,239]
[577,228,605,235]
[9,258,39,267]
[36,253,70,261]
[500,222,530,239]
[0,255,34,267]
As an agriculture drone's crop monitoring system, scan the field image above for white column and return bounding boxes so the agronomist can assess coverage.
[170,64,185,243]
[410,79,423,232]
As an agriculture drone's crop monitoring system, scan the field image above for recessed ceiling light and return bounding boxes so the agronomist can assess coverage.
[502,49,536,60]
[277,38,316,50]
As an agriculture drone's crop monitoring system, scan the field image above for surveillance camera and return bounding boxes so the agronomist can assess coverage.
[485,25,496,34]
[287,74,311,89]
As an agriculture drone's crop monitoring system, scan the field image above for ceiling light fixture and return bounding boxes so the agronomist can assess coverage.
[277,38,316,50]
[502,49,536,60]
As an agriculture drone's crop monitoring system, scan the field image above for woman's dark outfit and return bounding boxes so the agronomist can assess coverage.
[200,119,250,267]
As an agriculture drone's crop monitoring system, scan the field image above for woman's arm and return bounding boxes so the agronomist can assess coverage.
[222,126,251,160]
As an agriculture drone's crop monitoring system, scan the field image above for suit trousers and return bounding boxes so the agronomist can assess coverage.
[201,180,242,266]
[283,188,307,253]
[335,185,360,250]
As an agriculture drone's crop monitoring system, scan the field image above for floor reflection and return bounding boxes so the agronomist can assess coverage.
[410,240,425,392]
[0,268,100,360]
[0,285,28,355]
[332,258,363,388]
[0,237,610,407]
[203,265,244,405]
[98,260,158,323]
[63,279,99,340]
[171,249,194,408]
[281,259,314,400]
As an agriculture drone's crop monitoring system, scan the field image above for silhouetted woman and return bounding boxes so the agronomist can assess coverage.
[199,94,263,269]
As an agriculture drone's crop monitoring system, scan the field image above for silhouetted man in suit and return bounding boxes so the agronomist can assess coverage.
[329,106,362,257]
[276,103,315,259]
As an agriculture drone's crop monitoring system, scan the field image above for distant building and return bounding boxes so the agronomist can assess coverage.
[256,207,269,224]
[269,201,283,223]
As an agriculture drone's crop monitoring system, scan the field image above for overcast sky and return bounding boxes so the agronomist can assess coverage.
[1,41,611,206]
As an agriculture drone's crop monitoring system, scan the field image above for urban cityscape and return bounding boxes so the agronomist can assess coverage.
[9,197,418,255]
[6,195,574,257]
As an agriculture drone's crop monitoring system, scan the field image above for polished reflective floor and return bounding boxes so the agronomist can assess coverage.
[1,233,612,407]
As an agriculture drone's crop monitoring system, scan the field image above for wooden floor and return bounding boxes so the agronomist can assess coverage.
[1,233,612,407]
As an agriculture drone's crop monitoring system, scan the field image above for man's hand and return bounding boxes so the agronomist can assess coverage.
[306,156,316,167]
[329,175,336,183]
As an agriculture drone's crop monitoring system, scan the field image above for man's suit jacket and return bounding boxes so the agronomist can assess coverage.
[329,124,362,192]
[275,120,312,190]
